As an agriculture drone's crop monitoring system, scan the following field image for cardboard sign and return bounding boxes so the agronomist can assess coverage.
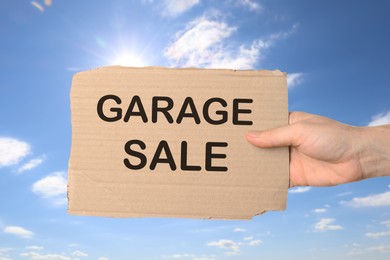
[68,66,288,219]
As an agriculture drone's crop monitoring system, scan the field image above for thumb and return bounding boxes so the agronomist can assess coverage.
[245,124,298,148]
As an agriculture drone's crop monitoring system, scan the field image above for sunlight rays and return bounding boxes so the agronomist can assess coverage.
[109,50,147,67]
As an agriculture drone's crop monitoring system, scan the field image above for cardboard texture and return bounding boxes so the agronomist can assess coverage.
[68,66,288,219]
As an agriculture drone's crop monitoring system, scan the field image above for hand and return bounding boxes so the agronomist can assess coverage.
[246,112,370,187]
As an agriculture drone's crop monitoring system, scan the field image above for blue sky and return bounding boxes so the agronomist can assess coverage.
[1,0,390,259]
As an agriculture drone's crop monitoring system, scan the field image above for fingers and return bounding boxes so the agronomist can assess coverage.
[246,124,299,148]
[246,111,314,148]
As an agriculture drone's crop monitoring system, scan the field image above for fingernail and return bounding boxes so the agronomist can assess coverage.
[246,131,261,138]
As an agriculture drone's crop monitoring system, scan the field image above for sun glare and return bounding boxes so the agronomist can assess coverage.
[110,51,147,67]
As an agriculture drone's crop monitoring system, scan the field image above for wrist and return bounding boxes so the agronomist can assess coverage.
[357,125,390,179]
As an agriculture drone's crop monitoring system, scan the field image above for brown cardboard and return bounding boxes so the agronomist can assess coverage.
[68,66,288,219]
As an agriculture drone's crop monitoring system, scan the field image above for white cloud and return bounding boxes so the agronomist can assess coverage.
[20,252,71,260]
[0,247,13,259]
[4,226,34,238]
[0,137,30,168]
[144,0,200,17]
[337,191,353,197]
[313,218,343,232]
[163,253,194,258]
[162,0,200,17]
[164,15,236,67]
[163,254,215,260]
[233,228,246,232]
[0,248,13,254]
[26,246,44,251]
[164,15,297,69]
[345,245,364,256]
[207,239,240,253]
[71,250,88,257]
[205,39,269,69]
[341,191,390,207]
[368,111,390,126]
[289,187,311,194]
[98,257,109,260]
[248,239,262,246]
[287,73,304,88]
[381,220,390,228]
[269,24,299,40]
[366,230,390,239]
[17,155,46,173]
[32,172,67,205]
[238,0,262,12]
[243,236,253,241]
[367,244,390,253]
[313,208,327,213]
[345,243,390,255]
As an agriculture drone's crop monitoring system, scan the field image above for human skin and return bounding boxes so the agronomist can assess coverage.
[245,112,390,187]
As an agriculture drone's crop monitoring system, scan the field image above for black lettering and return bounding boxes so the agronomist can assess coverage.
[150,140,177,171]
[180,141,201,171]
[97,95,122,122]
[205,142,228,172]
[233,99,253,125]
[203,98,228,125]
[124,95,148,123]
[152,96,174,123]
[176,97,201,124]
[124,140,147,170]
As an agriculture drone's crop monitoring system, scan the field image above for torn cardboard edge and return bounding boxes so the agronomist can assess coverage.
[66,209,268,220]
[68,66,289,220]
